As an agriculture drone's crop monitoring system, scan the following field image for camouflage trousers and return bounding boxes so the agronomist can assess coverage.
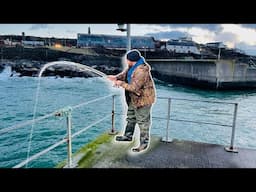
[124,103,152,146]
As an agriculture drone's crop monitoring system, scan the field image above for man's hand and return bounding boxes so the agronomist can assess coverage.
[107,75,117,81]
[114,80,124,87]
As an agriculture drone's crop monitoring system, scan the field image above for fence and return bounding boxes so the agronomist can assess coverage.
[0,94,239,168]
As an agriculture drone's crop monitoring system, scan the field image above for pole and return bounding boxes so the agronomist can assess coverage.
[225,103,238,153]
[66,112,72,167]
[109,95,117,135]
[218,47,221,60]
[163,98,172,142]
[127,24,131,51]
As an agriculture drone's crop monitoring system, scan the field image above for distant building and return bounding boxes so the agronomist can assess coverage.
[2,39,21,46]
[77,33,155,50]
[206,42,227,49]
[22,40,44,47]
[166,37,200,54]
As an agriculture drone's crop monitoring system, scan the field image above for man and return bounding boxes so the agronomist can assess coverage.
[107,49,156,152]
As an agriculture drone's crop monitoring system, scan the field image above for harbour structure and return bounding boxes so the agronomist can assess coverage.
[149,58,256,90]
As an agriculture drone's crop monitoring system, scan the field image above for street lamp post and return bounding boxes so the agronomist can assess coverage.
[218,47,221,60]
[217,42,225,60]
[126,24,131,51]
[117,24,131,51]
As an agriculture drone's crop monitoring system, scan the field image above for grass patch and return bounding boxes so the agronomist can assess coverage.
[75,133,113,168]
[55,133,113,168]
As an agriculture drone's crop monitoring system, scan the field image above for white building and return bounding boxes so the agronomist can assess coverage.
[2,39,21,46]
[166,38,200,54]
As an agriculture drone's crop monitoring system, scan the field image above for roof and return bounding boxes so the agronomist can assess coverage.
[167,41,196,46]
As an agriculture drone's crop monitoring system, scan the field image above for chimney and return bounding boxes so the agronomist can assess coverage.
[22,32,25,41]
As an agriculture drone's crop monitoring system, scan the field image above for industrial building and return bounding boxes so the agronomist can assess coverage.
[77,33,155,50]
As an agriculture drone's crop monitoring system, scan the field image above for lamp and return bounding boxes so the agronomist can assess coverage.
[117,24,126,32]
[116,24,131,51]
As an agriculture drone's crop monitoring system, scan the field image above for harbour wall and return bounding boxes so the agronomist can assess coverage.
[148,59,256,90]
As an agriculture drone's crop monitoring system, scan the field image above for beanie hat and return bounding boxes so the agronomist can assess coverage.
[126,49,141,61]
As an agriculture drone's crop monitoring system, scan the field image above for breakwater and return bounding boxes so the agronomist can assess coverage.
[149,59,256,90]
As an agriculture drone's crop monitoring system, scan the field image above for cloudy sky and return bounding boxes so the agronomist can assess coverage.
[1,24,256,55]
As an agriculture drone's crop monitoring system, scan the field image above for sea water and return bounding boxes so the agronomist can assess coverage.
[1,70,256,167]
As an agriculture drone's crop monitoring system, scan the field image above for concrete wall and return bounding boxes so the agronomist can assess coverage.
[216,60,256,89]
[216,60,255,81]
[148,59,256,89]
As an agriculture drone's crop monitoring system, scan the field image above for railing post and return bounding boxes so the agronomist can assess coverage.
[225,103,238,153]
[162,98,172,142]
[109,95,118,135]
[66,110,73,167]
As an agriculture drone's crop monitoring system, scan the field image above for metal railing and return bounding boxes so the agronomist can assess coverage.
[1,94,239,168]
[115,96,239,153]
[157,97,238,153]
[0,94,117,168]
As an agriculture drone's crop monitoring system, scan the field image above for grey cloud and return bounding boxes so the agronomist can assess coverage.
[146,24,256,56]
[66,30,77,34]
[240,24,256,30]
[146,31,188,40]
[157,24,223,32]
[30,24,49,30]
[214,32,238,42]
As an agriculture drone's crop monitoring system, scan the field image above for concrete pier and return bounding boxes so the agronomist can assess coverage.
[148,59,256,90]
[67,133,256,168]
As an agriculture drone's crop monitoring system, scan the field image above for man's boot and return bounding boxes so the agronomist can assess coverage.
[132,133,149,152]
[115,135,132,141]
[115,123,135,142]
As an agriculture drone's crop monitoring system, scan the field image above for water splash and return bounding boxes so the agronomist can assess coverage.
[0,66,12,80]
[38,61,107,78]
[25,61,109,168]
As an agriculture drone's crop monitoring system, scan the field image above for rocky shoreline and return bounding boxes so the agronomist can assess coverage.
[0,47,123,77]
[0,59,122,78]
